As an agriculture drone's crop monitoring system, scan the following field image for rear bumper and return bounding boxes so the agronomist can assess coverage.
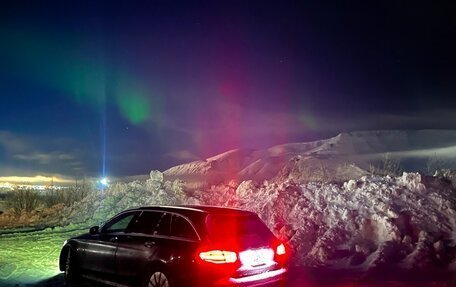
[215,268,288,287]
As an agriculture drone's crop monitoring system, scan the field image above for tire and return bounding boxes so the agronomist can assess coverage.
[144,269,172,287]
[64,250,80,286]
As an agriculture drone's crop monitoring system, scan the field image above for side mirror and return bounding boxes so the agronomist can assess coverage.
[89,226,99,235]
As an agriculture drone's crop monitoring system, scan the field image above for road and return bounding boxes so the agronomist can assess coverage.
[13,267,456,287]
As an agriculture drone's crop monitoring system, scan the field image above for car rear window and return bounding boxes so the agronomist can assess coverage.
[205,214,274,246]
[170,214,198,240]
[155,213,171,236]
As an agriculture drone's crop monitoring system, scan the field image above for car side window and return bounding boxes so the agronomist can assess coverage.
[130,211,163,235]
[154,213,171,236]
[170,214,198,240]
[103,212,136,233]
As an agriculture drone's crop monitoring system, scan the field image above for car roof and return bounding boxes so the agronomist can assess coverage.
[181,205,256,216]
[128,205,256,217]
[112,206,259,239]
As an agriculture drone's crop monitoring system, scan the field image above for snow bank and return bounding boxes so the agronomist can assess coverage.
[188,172,456,272]
[59,171,186,226]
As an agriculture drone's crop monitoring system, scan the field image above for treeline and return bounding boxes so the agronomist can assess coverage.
[4,186,91,215]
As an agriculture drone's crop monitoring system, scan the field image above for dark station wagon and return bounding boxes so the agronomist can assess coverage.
[60,205,288,287]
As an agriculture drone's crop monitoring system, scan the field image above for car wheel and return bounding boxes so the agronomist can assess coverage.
[146,270,171,287]
[64,250,80,285]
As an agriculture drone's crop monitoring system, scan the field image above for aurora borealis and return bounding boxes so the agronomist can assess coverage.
[1,1,456,179]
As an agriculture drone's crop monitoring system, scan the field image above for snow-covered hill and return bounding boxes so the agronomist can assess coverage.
[164,130,456,188]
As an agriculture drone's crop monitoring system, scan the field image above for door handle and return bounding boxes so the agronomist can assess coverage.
[170,255,182,262]
[110,236,118,243]
[144,241,156,248]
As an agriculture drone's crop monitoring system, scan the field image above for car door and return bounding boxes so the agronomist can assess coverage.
[161,214,201,285]
[83,211,138,276]
[115,210,163,282]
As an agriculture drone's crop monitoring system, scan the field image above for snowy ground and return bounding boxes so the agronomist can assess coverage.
[0,227,87,285]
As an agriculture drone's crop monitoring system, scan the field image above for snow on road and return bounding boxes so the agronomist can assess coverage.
[0,227,87,285]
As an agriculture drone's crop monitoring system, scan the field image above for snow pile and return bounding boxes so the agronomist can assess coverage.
[42,169,456,274]
[59,172,186,226]
[188,172,456,272]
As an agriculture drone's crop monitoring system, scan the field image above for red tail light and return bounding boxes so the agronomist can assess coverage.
[276,243,286,256]
[199,250,238,264]
[274,242,289,266]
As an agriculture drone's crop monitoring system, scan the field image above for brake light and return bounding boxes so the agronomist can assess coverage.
[276,243,286,256]
[199,250,238,264]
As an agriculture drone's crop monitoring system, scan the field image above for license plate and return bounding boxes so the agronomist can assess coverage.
[239,248,275,267]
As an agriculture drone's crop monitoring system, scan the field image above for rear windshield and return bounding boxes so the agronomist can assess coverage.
[205,214,274,245]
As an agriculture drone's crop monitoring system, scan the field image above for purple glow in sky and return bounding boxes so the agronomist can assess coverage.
[0,1,455,178]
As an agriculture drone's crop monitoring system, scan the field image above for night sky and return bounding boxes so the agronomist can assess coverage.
[0,1,455,181]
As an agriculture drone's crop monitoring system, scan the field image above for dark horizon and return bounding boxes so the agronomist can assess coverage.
[1,1,456,178]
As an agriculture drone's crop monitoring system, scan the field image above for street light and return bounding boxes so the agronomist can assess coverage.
[99,177,109,187]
